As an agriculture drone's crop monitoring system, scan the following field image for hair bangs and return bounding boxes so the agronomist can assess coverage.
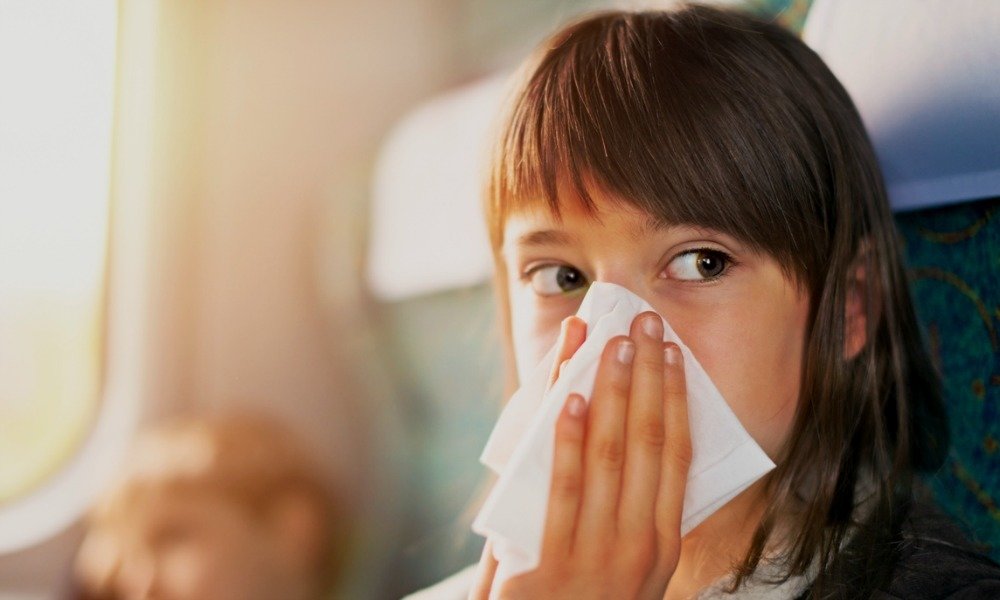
[489,10,835,288]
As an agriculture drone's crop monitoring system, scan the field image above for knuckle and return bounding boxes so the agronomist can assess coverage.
[595,437,625,469]
[654,547,681,577]
[609,375,631,399]
[638,418,666,448]
[622,540,657,579]
[637,351,662,374]
[579,541,612,567]
[669,437,693,470]
[624,529,655,555]
[551,472,583,498]
[665,379,686,400]
[537,553,569,576]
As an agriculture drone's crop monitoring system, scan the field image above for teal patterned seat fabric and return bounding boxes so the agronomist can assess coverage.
[897,198,1000,559]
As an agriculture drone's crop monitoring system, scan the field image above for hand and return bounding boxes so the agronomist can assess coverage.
[470,312,692,600]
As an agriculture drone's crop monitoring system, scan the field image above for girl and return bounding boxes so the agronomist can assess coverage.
[414,4,1000,599]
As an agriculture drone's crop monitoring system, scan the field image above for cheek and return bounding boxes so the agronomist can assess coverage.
[509,290,558,382]
[508,286,580,382]
[662,280,810,460]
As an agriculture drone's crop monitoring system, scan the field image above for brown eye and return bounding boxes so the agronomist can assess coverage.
[696,252,725,278]
[527,264,589,296]
[665,249,731,281]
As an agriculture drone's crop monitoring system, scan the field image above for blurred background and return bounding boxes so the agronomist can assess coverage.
[1,0,997,599]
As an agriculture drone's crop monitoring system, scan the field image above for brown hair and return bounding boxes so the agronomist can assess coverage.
[484,4,947,596]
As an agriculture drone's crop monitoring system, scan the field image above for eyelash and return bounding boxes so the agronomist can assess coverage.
[519,263,589,297]
[519,247,737,292]
[665,247,738,283]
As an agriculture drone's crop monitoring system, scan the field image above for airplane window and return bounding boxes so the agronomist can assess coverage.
[0,0,118,504]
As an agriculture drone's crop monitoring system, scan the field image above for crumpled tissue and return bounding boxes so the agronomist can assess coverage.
[472,282,776,595]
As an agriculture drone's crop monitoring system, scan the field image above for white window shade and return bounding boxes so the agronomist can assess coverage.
[366,74,510,301]
[0,0,149,556]
[0,0,117,507]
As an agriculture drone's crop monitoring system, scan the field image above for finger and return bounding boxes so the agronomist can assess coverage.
[655,344,692,541]
[619,312,665,536]
[576,335,633,548]
[541,393,587,562]
[468,539,499,600]
[547,316,587,390]
[558,359,569,380]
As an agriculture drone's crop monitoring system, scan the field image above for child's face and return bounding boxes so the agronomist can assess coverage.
[502,192,811,460]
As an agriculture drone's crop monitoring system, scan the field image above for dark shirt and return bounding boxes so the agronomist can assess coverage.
[797,500,1000,599]
[407,500,1000,599]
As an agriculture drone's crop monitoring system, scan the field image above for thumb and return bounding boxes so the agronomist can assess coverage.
[468,539,499,600]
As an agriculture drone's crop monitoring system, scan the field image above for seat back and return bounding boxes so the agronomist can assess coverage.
[896,199,1000,556]
[805,0,1000,557]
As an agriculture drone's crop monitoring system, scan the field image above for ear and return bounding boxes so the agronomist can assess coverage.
[844,241,878,360]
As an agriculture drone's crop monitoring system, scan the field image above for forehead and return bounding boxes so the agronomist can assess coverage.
[501,195,746,257]
[504,183,646,230]
[501,191,668,252]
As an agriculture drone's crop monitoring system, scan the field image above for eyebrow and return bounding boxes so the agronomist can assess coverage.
[512,229,577,248]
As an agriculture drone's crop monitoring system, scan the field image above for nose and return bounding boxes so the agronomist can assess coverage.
[591,269,649,299]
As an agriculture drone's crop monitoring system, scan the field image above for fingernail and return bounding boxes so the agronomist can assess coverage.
[616,340,635,364]
[566,394,586,418]
[664,344,681,365]
[642,314,663,339]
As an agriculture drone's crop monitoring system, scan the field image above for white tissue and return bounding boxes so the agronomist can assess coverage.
[471,282,776,594]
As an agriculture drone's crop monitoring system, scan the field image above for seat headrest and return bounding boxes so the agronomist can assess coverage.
[803,0,1000,211]
[366,74,510,301]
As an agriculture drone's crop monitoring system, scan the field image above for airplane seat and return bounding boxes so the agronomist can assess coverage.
[364,76,509,595]
[804,0,1000,558]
